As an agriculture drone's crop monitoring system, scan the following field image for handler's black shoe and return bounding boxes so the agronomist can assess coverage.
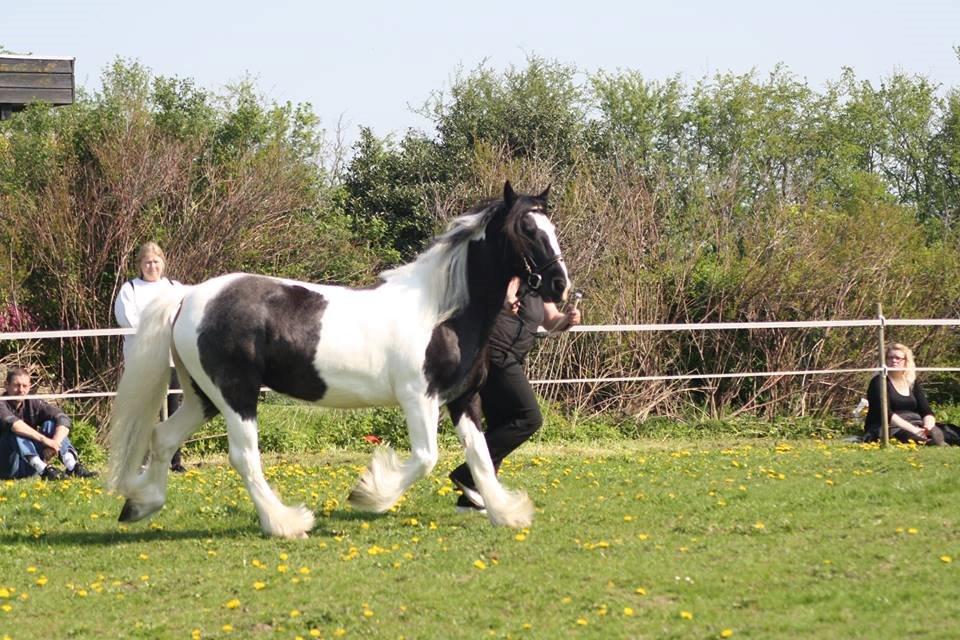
[41,466,64,481]
[449,470,486,510]
[454,494,487,515]
[67,463,97,479]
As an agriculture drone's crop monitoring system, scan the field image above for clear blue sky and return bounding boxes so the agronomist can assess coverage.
[6,0,960,145]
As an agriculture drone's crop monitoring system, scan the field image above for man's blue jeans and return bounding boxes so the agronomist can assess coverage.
[1,420,76,479]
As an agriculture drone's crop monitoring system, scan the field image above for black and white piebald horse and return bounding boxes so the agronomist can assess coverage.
[106,182,570,538]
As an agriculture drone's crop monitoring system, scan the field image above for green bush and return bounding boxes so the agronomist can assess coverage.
[67,419,107,467]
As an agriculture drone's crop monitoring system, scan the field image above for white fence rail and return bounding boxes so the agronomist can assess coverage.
[4,318,960,399]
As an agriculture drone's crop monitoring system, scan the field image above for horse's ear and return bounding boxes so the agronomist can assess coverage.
[537,184,551,200]
[503,181,517,207]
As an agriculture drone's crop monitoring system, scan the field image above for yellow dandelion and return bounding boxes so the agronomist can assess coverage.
[721,630,734,638]
[139,575,149,582]
[473,560,487,570]
[635,587,647,595]
[1,604,12,613]
[279,552,289,561]
[363,608,374,618]
[623,607,635,617]
[299,566,310,575]
[253,581,266,590]
[35,576,48,587]
[514,533,527,542]
[333,628,346,637]
[753,522,765,530]
[680,610,694,620]
[26,566,36,574]
[221,624,233,633]
[224,598,241,609]
[309,630,322,638]
[191,629,202,640]
[138,553,149,560]
[0,588,9,599]
[290,609,302,618]
[908,528,919,535]
[941,555,953,563]
[576,618,588,626]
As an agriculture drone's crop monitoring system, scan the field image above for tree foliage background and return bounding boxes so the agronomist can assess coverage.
[2,56,960,426]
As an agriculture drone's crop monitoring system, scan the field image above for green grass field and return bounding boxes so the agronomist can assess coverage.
[1,439,958,639]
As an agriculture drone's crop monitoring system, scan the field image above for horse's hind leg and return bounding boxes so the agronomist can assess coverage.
[223,410,315,539]
[449,394,533,528]
[349,394,439,513]
[119,391,206,523]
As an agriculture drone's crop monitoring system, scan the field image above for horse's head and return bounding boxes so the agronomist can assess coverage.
[501,181,570,303]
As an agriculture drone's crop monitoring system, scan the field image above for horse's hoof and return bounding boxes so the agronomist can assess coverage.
[118,498,163,523]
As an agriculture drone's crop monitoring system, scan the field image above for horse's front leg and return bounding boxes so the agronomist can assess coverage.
[348,393,440,513]
[448,393,534,528]
[224,409,315,539]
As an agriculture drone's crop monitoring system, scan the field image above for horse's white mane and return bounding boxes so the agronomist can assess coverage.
[380,205,498,322]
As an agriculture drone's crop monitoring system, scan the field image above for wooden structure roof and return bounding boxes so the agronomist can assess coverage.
[0,55,75,119]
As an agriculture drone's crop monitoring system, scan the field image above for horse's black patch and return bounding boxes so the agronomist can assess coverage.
[190,378,219,420]
[447,391,483,432]
[197,276,328,420]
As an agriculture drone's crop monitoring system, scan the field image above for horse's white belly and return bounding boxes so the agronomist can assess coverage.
[310,373,398,408]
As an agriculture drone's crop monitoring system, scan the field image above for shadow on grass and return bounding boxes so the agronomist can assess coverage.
[1,511,404,547]
[0,525,261,547]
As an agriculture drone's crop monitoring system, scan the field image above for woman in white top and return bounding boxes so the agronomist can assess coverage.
[114,242,188,471]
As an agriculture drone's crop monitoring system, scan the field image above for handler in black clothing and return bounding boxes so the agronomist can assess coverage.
[449,276,581,512]
[864,343,948,445]
[0,367,97,479]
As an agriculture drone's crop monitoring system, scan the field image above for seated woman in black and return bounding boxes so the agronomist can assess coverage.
[864,343,947,445]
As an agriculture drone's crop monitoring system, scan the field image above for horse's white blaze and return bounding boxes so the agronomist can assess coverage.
[531,212,570,295]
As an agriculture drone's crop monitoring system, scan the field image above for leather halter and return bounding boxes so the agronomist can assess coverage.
[522,253,564,290]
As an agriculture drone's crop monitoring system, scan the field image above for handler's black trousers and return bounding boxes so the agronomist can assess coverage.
[449,355,542,491]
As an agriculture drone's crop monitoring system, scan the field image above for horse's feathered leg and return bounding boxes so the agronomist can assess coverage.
[450,394,534,528]
[118,393,206,523]
[349,393,439,513]
[223,410,315,539]
[148,361,208,467]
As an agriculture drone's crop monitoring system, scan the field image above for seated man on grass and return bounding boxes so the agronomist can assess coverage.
[0,366,96,480]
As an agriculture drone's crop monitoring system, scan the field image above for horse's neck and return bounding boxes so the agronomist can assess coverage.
[448,247,513,351]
